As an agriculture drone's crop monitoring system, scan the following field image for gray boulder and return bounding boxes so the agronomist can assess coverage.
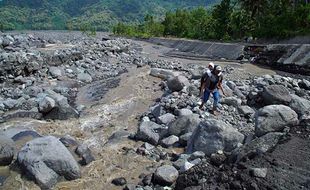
[136,121,162,145]
[17,136,81,189]
[107,130,130,144]
[173,157,188,170]
[187,84,200,96]
[230,132,283,163]
[150,68,179,80]
[77,73,92,83]
[250,168,268,178]
[255,105,299,137]
[262,85,292,105]
[298,79,310,90]
[189,69,203,80]
[168,114,200,136]
[177,109,193,116]
[24,86,43,97]
[49,67,63,78]
[161,135,179,148]
[187,119,244,156]
[158,113,175,125]
[150,104,164,119]
[167,75,190,92]
[43,91,79,120]
[289,94,310,117]
[179,161,195,172]
[222,83,234,97]
[2,35,14,47]
[221,97,242,107]
[0,135,15,166]
[226,81,237,90]
[153,165,179,186]
[238,106,255,117]
[75,144,95,165]
[39,96,56,113]
[3,98,17,109]
[179,132,192,146]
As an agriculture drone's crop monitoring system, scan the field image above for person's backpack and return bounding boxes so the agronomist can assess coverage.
[199,71,210,92]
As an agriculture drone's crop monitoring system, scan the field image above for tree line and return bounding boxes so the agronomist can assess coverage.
[113,0,310,40]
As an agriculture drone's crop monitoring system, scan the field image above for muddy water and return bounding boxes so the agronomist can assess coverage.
[1,66,164,190]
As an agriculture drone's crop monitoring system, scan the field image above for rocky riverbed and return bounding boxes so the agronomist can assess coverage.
[0,31,309,190]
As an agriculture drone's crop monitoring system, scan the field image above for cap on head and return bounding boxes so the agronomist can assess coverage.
[215,66,222,71]
[208,62,215,69]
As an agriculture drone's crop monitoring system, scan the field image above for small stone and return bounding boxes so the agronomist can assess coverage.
[161,135,179,148]
[112,177,127,186]
[210,153,226,166]
[299,79,310,90]
[189,151,205,161]
[189,158,201,165]
[179,132,192,146]
[179,161,195,172]
[75,144,95,165]
[153,165,179,186]
[158,113,175,125]
[39,96,56,113]
[77,73,92,83]
[59,135,78,147]
[250,168,268,178]
[49,67,63,78]
[238,106,255,117]
[177,109,193,116]
[221,97,242,107]
[123,184,136,190]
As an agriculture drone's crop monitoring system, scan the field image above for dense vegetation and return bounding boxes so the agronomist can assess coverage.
[113,0,310,40]
[0,0,218,31]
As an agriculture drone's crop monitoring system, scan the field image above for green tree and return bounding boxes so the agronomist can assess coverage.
[211,0,232,39]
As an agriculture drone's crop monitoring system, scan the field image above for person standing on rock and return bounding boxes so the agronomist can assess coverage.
[199,62,214,92]
[199,66,226,115]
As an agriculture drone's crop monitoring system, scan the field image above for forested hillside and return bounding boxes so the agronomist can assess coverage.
[0,0,218,31]
[114,0,310,40]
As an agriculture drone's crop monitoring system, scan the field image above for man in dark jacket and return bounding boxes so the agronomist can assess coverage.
[199,66,225,115]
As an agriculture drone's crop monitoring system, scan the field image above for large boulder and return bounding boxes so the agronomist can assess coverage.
[43,91,79,120]
[221,97,242,107]
[0,134,15,166]
[17,136,81,189]
[187,120,244,156]
[150,68,179,80]
[289,94,310,117]
[77,73,92,83]
[255,105,299,137]
[261,85,292,105]
[38,96,56,113]
[167,75,190,92]
[153,165,179,186]
[168,114,200,137]
[136,121,163,145]
[189,69,203,80]
[230,132,284,163]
